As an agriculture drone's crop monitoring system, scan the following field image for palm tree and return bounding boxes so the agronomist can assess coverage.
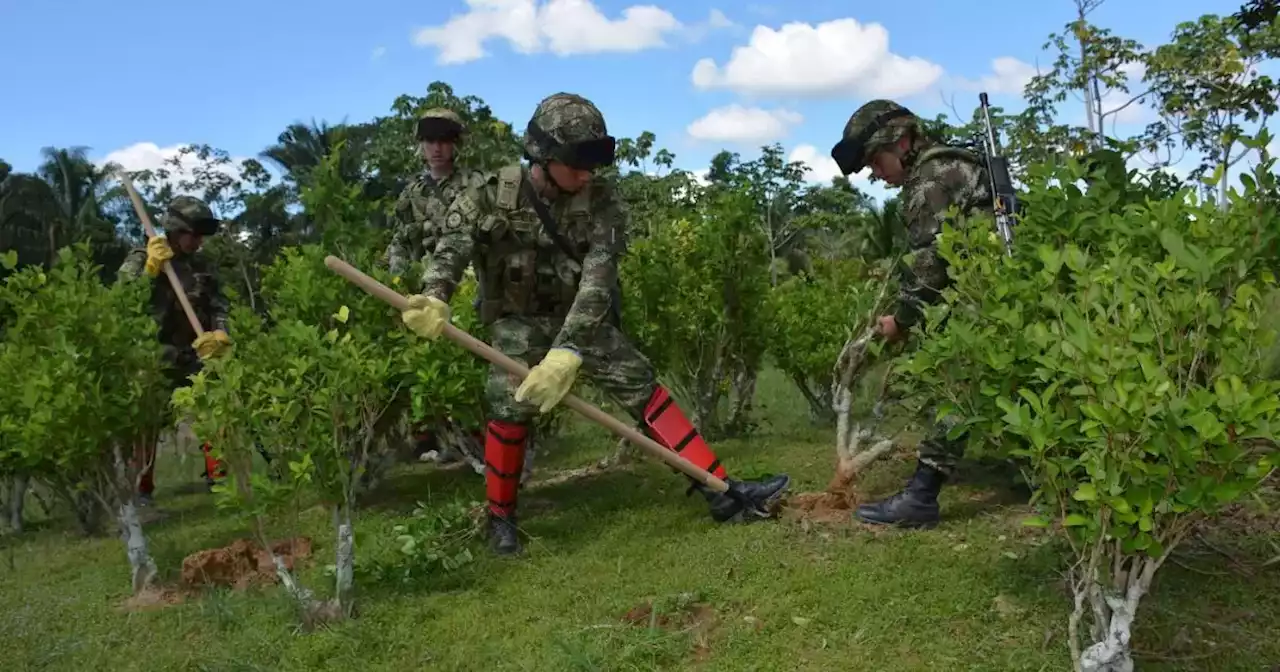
[260,120,375,188]
[0,148,126,277]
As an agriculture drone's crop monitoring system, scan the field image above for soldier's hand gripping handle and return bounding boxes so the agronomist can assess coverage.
[401,294,451,340]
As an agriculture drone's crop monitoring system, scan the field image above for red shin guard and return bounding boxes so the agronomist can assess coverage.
[484,420,528,518]
[642,386,727,478]
[201,442,225,480]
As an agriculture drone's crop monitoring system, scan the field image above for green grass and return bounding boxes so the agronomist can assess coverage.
[2,368,1277,671]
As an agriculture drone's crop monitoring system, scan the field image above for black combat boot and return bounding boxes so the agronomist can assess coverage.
[855,461,946,528]
[693,474,792,522]
[487,513,523,556]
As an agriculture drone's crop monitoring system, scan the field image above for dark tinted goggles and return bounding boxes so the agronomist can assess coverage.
[829,108,913,175]
[416,117,463,141]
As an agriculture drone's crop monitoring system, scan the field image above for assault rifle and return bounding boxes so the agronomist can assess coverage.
[978,92,1017,255]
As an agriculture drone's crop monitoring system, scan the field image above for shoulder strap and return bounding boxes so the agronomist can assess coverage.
[520,177,584,263]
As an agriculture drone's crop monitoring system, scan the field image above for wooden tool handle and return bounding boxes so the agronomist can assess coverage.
[117,173,205,336]
[323,255,729,493]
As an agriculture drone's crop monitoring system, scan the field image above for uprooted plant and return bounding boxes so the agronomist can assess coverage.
[900,148,1280,671]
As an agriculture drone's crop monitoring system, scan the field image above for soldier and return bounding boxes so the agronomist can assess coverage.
[397,92,791,555]
[385,107,492,467]
[386,107,489,282]
[118,196,233,504]
[829,99,993,529]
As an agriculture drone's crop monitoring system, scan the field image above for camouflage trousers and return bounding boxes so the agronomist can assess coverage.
[916,407,966,476]
[486,316,658,424]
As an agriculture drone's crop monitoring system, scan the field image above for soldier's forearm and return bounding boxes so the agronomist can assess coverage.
[419,234,473,303]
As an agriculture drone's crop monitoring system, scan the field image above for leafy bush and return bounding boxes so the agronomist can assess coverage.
[173,147,489,622]
[620,189,772,434]
[899,153,1280,670]
[768,257,893,424]
[0,245,169,591]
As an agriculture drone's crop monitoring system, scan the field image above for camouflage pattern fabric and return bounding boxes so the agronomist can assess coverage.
[420,161,646,418]
[420,162,624,354]
[891,139,992,476]
[485,316,656,423]
[118,246,229,387]
[893,144,992,331]
[386,168,488,285]
[524,93,609,162]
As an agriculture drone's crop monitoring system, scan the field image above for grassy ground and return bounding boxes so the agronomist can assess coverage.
[2,368,1277,671]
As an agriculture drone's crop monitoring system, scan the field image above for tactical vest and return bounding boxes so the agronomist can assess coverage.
[396,169,487,259]
[477,164,594,324]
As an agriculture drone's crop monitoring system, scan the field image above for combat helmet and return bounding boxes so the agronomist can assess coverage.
[830,100,920,175]
[523,93,616,170]
[416,107,465,142]
[162,195,220,236]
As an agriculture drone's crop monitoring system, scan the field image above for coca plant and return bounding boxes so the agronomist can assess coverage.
[898,147,1279,671]
[0,245,169,593]
[173,148,488,624]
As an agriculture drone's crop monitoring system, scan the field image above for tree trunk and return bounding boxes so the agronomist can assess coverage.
[726,365,758,433]
[117,500,158,594]
[333,504,354,618]
[6,473,27,533]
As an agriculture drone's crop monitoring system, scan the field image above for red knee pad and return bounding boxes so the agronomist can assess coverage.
[484,421,528,517]
[202,442,225,479]
[642,386,727,478]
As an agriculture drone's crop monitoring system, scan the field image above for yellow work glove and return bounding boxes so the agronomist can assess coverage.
[515,348,582,413]
[401,294,451,340]
[193,330,232,360]
[144,236,174,277]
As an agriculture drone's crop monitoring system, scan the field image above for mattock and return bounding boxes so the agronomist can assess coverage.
[324,255,781,519]
[116,172,205,335]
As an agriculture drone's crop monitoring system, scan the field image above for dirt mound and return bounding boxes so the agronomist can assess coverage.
[119,586,189,612]
[781,462,864,524]
[180,537,312,590]
[623,595,719,661]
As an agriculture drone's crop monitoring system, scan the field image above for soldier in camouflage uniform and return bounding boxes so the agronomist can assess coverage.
[829,99,993,529]
[385,107,491,466]
[398,92,791,555]
[386,107,489,283]
[118,196,233,503]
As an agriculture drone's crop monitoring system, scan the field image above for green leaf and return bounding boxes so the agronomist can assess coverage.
[1073,483,1098,501]
[1063,513,1090,527]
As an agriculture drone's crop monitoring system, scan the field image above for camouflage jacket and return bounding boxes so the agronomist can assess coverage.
[117,247,229,379]
[894,144,992,330]
[386,168,488,282]
[422,163,627,354]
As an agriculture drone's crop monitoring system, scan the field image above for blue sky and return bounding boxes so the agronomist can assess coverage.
[0,0,1267,205]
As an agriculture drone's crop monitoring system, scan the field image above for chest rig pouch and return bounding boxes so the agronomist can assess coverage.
[479,166,592,324]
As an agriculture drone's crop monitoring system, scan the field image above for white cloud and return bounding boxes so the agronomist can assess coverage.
[99,142,255,205]
[371,46,387,60]
[412,0,686,64]
[959,57,1038,96]
[687,105,802,143]
[789,143,894,204]
[691,18,944,98]
[788,144,848,184]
